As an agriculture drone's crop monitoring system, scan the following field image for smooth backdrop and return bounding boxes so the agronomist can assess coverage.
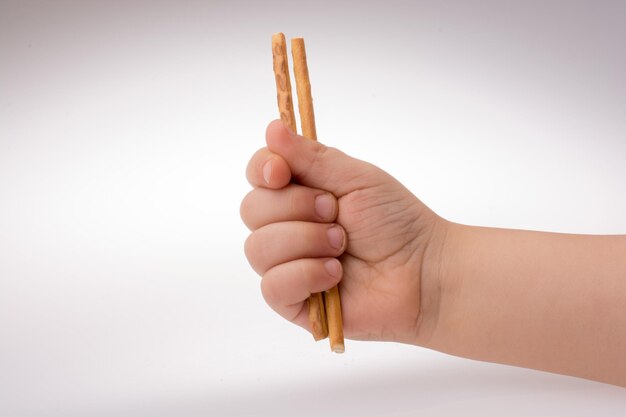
[1,1,625,416]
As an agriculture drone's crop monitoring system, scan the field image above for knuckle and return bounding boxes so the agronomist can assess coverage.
[243,233,262,273]
[309,143,328,170]
[288,187,306,217]
[260,275,279,306]
[243,234,254,263]
[295,260,311,285]
[240,190,257,230]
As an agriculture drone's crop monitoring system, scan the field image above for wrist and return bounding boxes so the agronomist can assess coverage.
[414,216,467,350]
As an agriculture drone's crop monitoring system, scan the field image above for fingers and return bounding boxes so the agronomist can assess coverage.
[265,120,383,197]
[240,184,337,231]
[246,147,292,189]
[261,258,342,325]
[244,222,347,275]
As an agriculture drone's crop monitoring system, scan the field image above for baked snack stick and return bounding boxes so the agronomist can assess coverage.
[291,37,345,353]
[271,33,297,132]
[272,33,329,342]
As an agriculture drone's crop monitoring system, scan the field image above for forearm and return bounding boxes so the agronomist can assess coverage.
[429,222,626,386]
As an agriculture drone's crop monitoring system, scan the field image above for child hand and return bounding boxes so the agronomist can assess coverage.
[241,120,446,344]
[243,121,626,386]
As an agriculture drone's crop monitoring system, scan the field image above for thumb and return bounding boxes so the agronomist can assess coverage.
[265,120,382,197]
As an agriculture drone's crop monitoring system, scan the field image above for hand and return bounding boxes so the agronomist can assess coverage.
[241,121,447,344]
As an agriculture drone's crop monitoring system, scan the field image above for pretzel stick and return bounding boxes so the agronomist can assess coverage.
[290,37,329,343]
[324,286,344,353]
[271,33,297,132]
[272,33,328,342]
[292,37,345,354]
[291,38,317,140]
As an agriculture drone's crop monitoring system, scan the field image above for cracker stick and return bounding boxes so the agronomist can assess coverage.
[323,286,344,353]
[292,37,345,354]
[290,37,329,343]
[308,293,329,341]
[291,38,317,140]
[271,33,297,132]
[272,33,328,342]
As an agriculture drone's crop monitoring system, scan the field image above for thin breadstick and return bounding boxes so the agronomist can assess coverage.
[324,286,344,353]
[271,33,297,133]
[290,37,328,342]
[291,38,317,140]
[272,33,328,342]
[292,37,345,353]
[308,292,328,341]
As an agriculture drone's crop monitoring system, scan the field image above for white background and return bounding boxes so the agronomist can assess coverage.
[1,1,625,415]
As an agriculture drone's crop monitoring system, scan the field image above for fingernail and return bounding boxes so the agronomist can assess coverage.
[324,259,341,278]
[327,226,344,250]
[315,194,334,219]
[262,160,272,185]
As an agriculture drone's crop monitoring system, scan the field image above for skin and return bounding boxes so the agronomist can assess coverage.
[241,120,626,387]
